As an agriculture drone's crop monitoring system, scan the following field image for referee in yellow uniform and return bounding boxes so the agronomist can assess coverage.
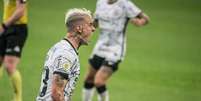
[0,0,28,101]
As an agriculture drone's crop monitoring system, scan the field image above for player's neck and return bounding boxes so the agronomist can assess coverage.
[65,35,80,50]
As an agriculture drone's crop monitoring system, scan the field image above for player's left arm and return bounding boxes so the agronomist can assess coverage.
[51,54,73,101]
[130,12,149,27]
[124,0,149,27]
[51,73,68,101]
[2,0,26,29]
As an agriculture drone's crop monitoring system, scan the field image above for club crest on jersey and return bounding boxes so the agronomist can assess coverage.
[62,62,70,71]
[55,56,72,71]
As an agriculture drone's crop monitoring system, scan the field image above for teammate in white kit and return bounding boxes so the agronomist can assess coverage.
[36,8,95,101]
[82,0,149,101]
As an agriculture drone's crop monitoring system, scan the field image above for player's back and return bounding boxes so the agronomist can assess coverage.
[3,0,28,24]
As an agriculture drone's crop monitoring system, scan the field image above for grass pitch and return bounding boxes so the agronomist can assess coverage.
[0,0,201,101]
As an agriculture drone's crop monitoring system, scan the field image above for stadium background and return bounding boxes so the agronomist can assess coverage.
[0,0,201,101]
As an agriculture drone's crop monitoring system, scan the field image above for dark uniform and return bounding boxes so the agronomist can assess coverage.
[0,0,28,57]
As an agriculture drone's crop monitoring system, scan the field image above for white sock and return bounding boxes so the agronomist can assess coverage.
[98,91,109,101]
[82,88,95,101]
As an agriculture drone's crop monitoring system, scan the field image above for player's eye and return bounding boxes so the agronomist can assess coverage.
[89,22,93,26]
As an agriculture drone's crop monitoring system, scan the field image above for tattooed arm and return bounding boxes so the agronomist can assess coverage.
[51,74,68,101]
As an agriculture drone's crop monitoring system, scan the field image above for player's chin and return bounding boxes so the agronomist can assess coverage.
[80,39,89,46]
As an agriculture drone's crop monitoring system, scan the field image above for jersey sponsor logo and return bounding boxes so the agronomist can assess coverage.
[6,48,12,53]
[108,61,115,66]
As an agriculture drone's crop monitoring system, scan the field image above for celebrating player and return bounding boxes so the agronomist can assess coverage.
[36,8,95,101]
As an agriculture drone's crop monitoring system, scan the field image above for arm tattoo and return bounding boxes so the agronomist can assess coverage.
[54,74,67,87]
[52,74,68,101]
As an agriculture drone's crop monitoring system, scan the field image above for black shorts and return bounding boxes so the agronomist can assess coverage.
[89,55,121,72]
[0,24,28,57]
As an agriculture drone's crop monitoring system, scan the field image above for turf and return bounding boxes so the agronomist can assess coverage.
[0,0,201,101]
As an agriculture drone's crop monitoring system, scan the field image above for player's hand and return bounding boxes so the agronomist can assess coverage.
[132,18,147,26]
[0,25,5,36]
[131,13,149,27]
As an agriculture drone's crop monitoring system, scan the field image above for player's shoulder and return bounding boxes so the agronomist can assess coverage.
[52,48,77,65]
[118,0,131,4]
[118,0,135,8]
[56,40,78,58]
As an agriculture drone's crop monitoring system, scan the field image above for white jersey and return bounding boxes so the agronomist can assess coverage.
[92,0,141,62]
[36,39,80,101]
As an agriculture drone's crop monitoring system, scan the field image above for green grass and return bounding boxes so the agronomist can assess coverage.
[0,0,201,101]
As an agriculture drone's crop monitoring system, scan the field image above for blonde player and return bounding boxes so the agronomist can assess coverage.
[36,8,95,101]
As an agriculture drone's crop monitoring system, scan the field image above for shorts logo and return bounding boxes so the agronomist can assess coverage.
[6,48,12,53]
[14,46,20,52]
[108,61,114,65]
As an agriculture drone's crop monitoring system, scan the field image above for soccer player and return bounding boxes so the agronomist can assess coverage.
[0,0,28,101]
[82,0,149,101]
[36,8,95,101]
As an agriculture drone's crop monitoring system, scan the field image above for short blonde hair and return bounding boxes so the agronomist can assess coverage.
[65,8,92,25]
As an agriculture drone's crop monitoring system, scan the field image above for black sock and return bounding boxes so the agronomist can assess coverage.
[84,81,94,89]
[96,85,107,94]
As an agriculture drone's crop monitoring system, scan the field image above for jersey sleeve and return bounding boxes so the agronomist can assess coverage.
[53,52,74,80]
[124,0,142,18]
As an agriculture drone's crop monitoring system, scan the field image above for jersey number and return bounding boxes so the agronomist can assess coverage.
[39,67,49,97]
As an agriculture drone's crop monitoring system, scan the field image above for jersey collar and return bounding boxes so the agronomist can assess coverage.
[63,38,79,55]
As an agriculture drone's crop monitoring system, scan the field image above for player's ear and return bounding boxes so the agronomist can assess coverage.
[76,25,83,34]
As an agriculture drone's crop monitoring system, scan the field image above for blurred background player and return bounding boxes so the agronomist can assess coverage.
[82,0,149,101]
[36,8,95,101]
[0,0,28,101]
